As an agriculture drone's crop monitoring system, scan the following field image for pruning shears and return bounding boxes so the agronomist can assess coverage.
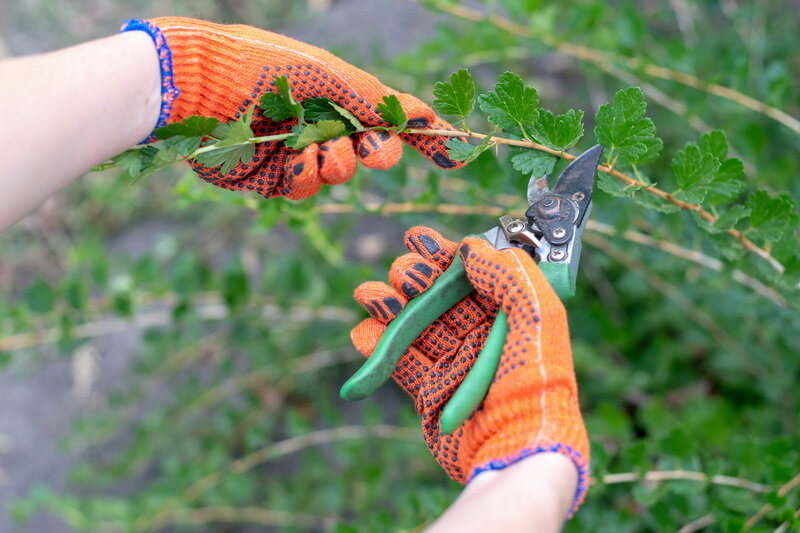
[340,145,603,434]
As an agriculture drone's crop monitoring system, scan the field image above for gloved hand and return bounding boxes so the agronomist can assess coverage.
[351,226,590,516]
[121,17,463,200]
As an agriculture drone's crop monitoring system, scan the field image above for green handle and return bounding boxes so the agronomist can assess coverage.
[439,310,507,434]
[340,253,474,401]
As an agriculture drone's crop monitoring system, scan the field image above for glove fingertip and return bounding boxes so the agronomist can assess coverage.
[350,318,386,357]
[353,281,407,323]
[404,226,458,268]
[319,136,357,185]
[357,130,402,169]
[282,144,321,200]
[388,253,443,299]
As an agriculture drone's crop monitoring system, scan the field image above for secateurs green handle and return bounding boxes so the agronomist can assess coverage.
[340,145,603,434]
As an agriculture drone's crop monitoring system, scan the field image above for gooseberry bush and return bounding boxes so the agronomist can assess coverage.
[3,0,800,531]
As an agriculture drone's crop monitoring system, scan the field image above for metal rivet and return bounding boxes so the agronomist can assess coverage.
[552,227,566,239]
[573,192,585,202]
[507,221,525,233]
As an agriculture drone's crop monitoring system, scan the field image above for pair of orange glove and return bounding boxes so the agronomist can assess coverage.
[124,17,589,514]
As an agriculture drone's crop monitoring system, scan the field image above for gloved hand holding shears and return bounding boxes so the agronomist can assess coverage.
[347,146,603,518]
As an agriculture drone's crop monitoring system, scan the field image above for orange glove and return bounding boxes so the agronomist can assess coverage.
[121,18,463,199]
[351,227,589,516]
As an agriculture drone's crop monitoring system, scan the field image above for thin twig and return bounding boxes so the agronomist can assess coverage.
[0,300,355,352]
[406,127,786,275]
[415,0,800,134]
[596,470,771,493]
[679,513,716,533]
[315,202,788,307]
[775,507,800,533]
[135,425,420,531]
[744,471,800,529]
[589,221,788,308]
[146,506,338,530]
[585,232,766,377]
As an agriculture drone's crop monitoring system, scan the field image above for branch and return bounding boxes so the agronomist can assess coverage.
[414,0,800,134]
[744,471,800,529]
[596,470,771,493]
[135,425,420,532]
[146,506,337,531]
[0,298,356,352]
[678,513,716,533]
[315,202,787,307]
[405,127,786,275]
[586,232,766,377]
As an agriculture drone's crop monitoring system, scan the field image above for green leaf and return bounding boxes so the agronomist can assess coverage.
[444,134,494,163]
[510,151,557,178]
[432,69,476,121]
[630,136,664,166]
[155,116,220,141]
[708,158,745,198]
[594,87,659,165]
[26,278,55,314]
[194,108,257,175]
[445,138,477,161]
[713,205,751,231]
[527,109,584,150]
[286,120,346,150]
[155,116,220,155]
[747,190,798,241]
[478,72,539,134]
[303,98,364,131]
[596,173,649,198]
[700,130,729,161]
[222,260,249,310]
[377,95,408,131]
[112,146,162,181]
[672,143,720,204]
[631,189,681,213]
[260,75,304,122]
[111,150,145,179]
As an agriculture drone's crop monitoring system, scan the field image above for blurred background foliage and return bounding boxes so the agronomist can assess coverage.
[1,0,799,531]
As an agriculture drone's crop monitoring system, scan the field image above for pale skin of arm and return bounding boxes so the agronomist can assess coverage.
[0,32,578,532]
[0,31,161,232]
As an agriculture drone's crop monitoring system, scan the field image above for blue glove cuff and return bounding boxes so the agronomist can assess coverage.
[120,19,181,142]
[469,443,589,519]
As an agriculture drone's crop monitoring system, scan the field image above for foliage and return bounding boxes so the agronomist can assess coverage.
[3,0,800,531]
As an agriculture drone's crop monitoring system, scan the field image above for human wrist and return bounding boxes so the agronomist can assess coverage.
[427,453,578,533]
[120,19,180,138]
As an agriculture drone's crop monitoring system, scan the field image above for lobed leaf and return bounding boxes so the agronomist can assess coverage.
[527,109,584,151]
[194,107,257,174]
[303,98,364,131]
[747,190,798,241]
[285,120,346,150]
[444,134,493,163]
[260,75,304,122]
[155,116,221,156]
[594,87,660,165]
[671,142,720,204]
[478,72,539,134]
[432,69,476,121]
[510,151,557,178]
[377,95,408,131]
[596,173,650,198]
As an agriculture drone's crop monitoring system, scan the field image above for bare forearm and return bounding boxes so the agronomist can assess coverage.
[426,453,578,533]
[0,30,161,232]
